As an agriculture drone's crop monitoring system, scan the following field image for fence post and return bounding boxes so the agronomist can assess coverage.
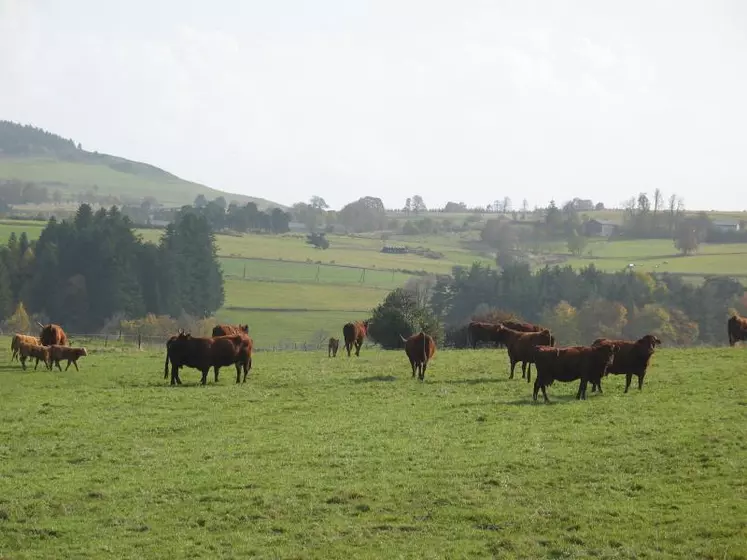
[118,328,122,341]
[104,335,108,347]
[137,330,142,350]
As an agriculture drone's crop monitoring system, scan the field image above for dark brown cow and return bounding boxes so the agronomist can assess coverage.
[728,314,747,347]
[532,343,619,402]
[502,320,543,334]
[212,324,249,337]
[400,332,437,381]
[328,337,339,357]
[165,332,252,385]
[17,342,51,371]
[38,322,68,347]
[493,326,555,381]
[342,320,369,357]
[591,335,661,393]
[467,320,542,349]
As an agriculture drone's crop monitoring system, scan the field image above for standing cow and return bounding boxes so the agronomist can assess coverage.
[591,335,661,393]
[728,314,747,347]
[400,332,437,381]
[342,320,369,357]
[165,332,252,385]
[38,322,68,347]
[212,324,249,337]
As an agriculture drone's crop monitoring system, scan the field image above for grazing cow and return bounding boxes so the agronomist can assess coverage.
[400,332,437,381]
[493,326,555,381]
[38,322,68,347]
[212,324,249,337]
[10,334,41,362]
[502,320,543,334]
[342,320,369,357]
[17,342,51,371]
[165,332,252,385]
[591,335,662,393]
[727,314,747,347]
[532,343,619,402]
[467,322,502,349]
[48,345,88,372]
[328,337,339,357]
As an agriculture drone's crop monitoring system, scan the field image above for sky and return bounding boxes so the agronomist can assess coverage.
[1,0,746,211]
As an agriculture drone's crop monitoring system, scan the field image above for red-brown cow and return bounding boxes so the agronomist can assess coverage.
[591,335,661,393]
[38,322,68,347]
[493,326,555,381]
[467,320,542,349]
[212,324,249,337]
[728,314,747,347]
[400,332,436,381]
[342,320,369,357]
[165,332,252,385]
[532,343,619,402]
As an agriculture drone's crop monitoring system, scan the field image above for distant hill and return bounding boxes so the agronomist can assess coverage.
[0,120,285,209]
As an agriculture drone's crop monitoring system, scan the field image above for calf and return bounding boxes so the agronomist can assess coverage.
[494,326,555,382]
[728,314,747,347]
[48,345,88,372]
[17,342,51,371]
[532,344,618,403]
[10,334,40,362]
[591,334,661,393]
[400,332,437,381]
[328,337,339,357]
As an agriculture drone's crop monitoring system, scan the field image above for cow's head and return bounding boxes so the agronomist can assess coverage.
[599,343,618,373]
[240,324,249,333]
[639,334,661,351]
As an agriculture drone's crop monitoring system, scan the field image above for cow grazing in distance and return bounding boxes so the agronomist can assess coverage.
[493,326,555,381]
[727,314,747,347]
[165,332,251,385]
[10,334,40,362]
[212,324,249,337]
[400,332,436,381]
[501,320,543,334]
[342,320,369,357]
[591,335,662,393]
[467,321,502,349]
[532,344,618,403]
[17,342,51,371]
[328,337,339,357]
[38,322,68,347]
[48,345,88,372]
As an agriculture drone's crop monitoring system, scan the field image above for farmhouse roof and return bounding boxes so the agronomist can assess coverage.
[712,219,740,227]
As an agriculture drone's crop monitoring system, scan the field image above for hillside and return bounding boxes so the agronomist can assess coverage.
[0,121,284,209]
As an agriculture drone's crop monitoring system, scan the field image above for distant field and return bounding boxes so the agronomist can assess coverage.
[0,157,279,208]
[1,344,745,558]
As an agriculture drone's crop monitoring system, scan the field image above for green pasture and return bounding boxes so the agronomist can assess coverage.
[0,343,745,559]
[0,157,275,208]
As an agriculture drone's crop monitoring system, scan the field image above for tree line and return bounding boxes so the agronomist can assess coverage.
[0,204,224,332]
[366,262,745,349]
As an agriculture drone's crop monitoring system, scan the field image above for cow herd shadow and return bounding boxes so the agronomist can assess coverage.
[352,375,398,383]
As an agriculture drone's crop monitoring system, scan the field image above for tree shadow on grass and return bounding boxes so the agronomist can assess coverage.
[352,375,398,383]
[503,393,583,406]
[440,377,508,385]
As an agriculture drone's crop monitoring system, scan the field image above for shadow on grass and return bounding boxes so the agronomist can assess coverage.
[440,377,508,385]
[503,393,586,406]
[352,375,398,383]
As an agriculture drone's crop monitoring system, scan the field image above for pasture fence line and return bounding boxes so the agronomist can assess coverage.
[40,331,379,354]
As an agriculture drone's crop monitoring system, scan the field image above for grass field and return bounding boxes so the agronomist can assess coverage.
[0,157,280,209]
[1,341,745,559]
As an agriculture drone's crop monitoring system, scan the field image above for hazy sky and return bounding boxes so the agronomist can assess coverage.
[1,0,745,211]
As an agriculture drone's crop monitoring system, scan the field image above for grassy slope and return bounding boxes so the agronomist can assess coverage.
[0,343,745,559]
[0,157,282,209]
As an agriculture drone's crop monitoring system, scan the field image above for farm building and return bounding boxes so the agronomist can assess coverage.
[584,219,619,237]
[711,219,741,232]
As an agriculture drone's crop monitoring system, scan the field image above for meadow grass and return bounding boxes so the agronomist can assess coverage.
[0,342,745,559]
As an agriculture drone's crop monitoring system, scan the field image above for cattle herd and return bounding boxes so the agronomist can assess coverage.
[8,313,747,403]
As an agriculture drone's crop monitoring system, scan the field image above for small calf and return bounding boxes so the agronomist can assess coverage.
[328,337,340,357]
[48,345,88,372]
[18,342,51,371]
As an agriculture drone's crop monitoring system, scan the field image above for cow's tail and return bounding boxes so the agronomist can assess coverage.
[163,348,170,379]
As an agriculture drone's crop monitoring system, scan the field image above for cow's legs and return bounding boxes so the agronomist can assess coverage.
[200,368,209,385]
[509,356,519,379]
[34,358,41,370]
[637,372,646,390]
[624,373,633,393]
[420,362,427,381]
[576,379,588,400]
[214,366,220,383]
[355,340,362,356]
[243,358,252,383]
[345,342,352,357]
[411,360,416,377]
[525,362,532,383]
[532,379,540,401]
[54,359,63,371]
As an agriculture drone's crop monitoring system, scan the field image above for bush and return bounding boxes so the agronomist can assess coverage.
[368,288,443,349]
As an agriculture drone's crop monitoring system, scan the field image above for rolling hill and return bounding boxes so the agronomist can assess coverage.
[0,120,284,209]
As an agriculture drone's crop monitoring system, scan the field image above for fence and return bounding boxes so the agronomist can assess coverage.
[36,332,379,353]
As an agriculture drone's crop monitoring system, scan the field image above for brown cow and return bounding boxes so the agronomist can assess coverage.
[165,332,251,385]
[728,314,747,347]
[591,335,661,393]
[38,322,68,347]
[48,345,88,372]
[502,320,543,334]
[328,337,339,357]
[400,332,436,381]
[17,342,51,371]
[467,320,542,349]
[11,334,41,362]
[212,324,249,337]
[342,320,368,357]
[532,343,618,402]
[493,326,555,381]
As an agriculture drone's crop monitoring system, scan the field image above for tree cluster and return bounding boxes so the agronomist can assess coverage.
[424,262,743,347]
[181,195,291,234]
[0,204,224,332]
[367,288,443,349]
